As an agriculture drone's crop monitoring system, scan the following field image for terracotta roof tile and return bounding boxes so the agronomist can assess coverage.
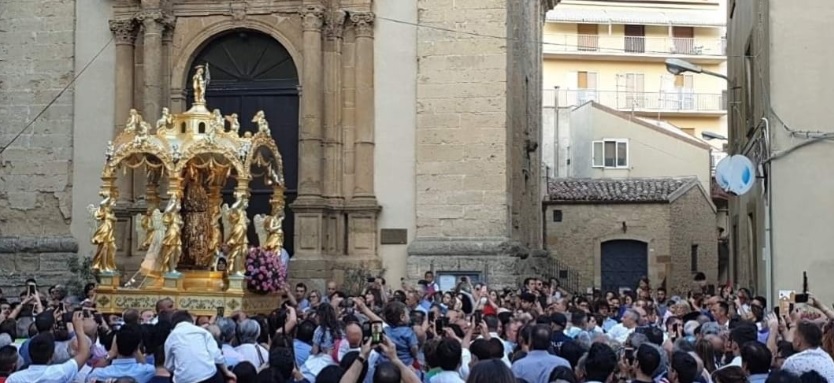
[547,177,698,203]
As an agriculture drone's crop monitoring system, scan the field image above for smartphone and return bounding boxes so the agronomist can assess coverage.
[707,284,716,296]
[362,322,371,340]
[474,310,483,324]
[58,302,65,312]
[436,317,448,334]
[672,323,679,333]
[624,348,635,364]
[370,321,383,345]
[773,306,780,319]
[428,311,436,322]
[217,306,225,317]
[367,277,376,283]
[795,294,809,304]
[82,309,92,319]
[28,284,36,296]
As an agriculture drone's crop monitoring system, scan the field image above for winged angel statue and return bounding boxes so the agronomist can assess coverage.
[138,210,165,275]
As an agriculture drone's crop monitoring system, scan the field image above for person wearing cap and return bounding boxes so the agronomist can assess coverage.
[549,313,572,350]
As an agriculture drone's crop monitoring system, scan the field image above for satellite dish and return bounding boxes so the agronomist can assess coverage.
[714,155,732,191]
[728,155,756,195]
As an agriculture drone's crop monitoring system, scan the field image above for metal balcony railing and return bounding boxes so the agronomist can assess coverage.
[543,89,726,113]
[544,34,727,56]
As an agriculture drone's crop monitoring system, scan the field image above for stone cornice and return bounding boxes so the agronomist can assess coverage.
[109,19,138,45]
[350,12,374,38]
[300,5,325,32]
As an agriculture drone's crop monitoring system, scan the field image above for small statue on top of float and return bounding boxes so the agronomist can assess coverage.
[156,107,173,133]
[252,110,270,136]
[225,113,240,136]
[125,109,141,133]
[89,195,118,273]
[193,64,207,105]
[159,197,183,274]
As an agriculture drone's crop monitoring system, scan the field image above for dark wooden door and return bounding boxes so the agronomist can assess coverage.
[624,25,645,53]
[601,240,648,293]
[186,30,299,254]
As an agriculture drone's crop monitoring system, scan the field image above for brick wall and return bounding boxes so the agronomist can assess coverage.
[414,0,509,238]
[0,0,75,236]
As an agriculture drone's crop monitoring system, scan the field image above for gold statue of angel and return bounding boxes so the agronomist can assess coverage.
[135,210,156,251]
[255,213,284,252]
[159,197,183,274]
[225,197,249,275]
[138,209,165,276]
[90,196,118,272]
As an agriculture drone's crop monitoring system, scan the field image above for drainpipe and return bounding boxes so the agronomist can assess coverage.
[554,86,560,178]
[761,117,774,306]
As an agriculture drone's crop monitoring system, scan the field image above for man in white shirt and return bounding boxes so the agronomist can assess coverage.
[164,310,235,383]
[782,322,834,382]
[7,311,90,383]
[608,309,639,344]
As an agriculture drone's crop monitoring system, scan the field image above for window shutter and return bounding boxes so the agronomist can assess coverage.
[592,141,603,167]
[588,72,598,90]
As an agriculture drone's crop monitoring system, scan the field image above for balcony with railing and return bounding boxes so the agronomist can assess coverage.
[544,34,726,63]
[544,89,727,116]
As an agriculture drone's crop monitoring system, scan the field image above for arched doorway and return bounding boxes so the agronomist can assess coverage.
[186,29,299,254]
[600,240,648,293]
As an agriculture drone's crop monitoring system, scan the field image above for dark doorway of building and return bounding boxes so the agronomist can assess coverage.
[186,29,299,255]
[600,240,648,293]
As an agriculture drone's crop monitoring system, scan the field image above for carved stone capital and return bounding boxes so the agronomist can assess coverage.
[230,2,248,21]
[137,9,165,34]
[109,19,138,45]
[161,15,176,41]
[350,12,374,38]
[300,5,325,32]
[324,10,347,40]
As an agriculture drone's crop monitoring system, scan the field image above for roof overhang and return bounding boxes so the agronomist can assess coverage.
[546,7,725,27]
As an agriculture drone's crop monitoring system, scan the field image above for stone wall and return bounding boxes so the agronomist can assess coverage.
[545,203,671,288]
[669,187,719,291]
[0,236,79,293]
[413,0,509,238]
[0,0,76,237]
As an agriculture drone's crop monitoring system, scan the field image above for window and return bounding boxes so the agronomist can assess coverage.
[592,139,628,168]
[577,71,598,103]
[552,210,563,222]
[577,24,599,51]
[622,73,645,108]
[690,244,699,273]
[624,25,645,53]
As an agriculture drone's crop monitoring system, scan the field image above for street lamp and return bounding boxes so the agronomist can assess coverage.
[701,131,728,141]
[665,58,728,81]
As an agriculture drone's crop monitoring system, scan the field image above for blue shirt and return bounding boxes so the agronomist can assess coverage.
[511,350,570,383]
[18,339,30,366]
[86,358,156,383]
[313,326,343,353]
[384,325,418,366]
[294,339,312,366]
[298,299,311,312]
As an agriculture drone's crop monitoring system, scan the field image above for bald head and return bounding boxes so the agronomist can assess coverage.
[346,323,363,348]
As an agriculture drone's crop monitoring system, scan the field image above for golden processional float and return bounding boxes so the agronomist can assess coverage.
[90,64,285,315]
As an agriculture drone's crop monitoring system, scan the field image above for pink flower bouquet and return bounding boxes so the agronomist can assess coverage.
[244,247,288,294]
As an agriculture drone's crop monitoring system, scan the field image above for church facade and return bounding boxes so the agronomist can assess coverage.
[0,0,555,291]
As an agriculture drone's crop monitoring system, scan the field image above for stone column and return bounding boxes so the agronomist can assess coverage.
[138,10,164,124]
[351,12,376,203]
[298,5,325,201]
[109,19,137,204]
[161,17,175,109]
[323,10,346,203]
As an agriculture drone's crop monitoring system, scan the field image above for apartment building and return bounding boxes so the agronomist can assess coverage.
[543,0,728,163]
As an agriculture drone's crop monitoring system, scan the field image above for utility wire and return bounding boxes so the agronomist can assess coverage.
[0,37,115,155]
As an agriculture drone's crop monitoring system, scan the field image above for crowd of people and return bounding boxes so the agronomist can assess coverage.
[1,271,834,383]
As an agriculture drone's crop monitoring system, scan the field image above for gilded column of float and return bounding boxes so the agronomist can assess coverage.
[298,5,325,200]
[323,10,346,202]
[208,184,223,254]
[109,19,137,203]
[351,12,376,201]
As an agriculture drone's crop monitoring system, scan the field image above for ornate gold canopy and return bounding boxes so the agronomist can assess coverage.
[90,65,286,281]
